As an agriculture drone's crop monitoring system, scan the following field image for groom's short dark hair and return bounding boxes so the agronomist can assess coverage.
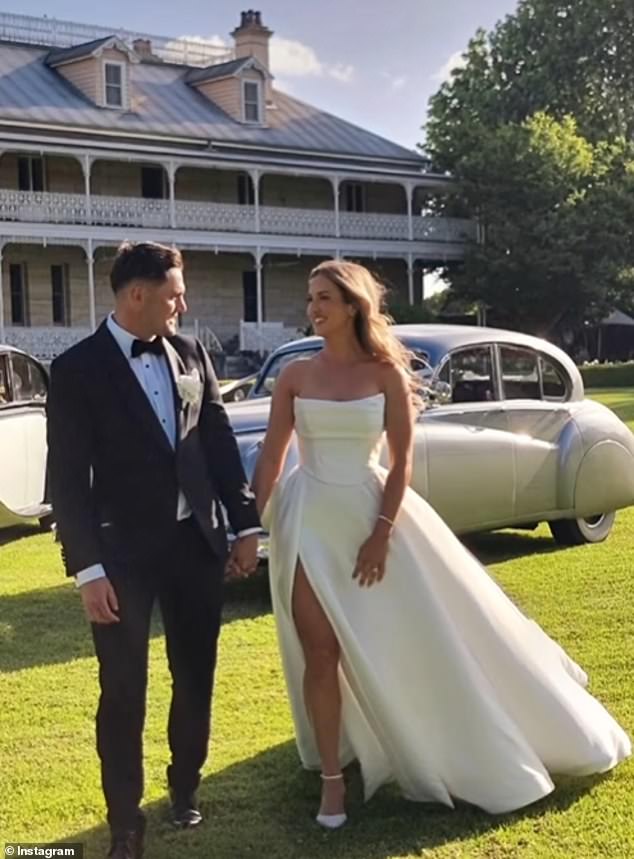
[110,241,183,293]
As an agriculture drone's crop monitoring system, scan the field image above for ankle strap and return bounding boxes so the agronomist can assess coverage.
[321,772,344,781]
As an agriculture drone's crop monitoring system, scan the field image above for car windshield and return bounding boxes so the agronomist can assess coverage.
[252,346,433,398]
[252,348,320,397]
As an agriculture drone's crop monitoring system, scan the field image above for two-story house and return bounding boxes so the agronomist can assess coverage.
[0,10,474,359]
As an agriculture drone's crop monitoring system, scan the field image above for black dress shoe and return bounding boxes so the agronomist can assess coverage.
[108,816,145,859]
[169,790,203,829]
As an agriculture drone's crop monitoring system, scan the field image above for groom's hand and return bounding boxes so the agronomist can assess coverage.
[225,534,259,579]
[80,578,120,624]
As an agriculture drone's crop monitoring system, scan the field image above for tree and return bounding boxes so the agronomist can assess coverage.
[424,0,634,335]
[426,0,634,164]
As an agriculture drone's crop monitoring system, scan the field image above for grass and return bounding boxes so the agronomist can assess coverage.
[1,391,633,858]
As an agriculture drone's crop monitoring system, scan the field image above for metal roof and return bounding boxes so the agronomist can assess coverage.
[46,36,127,67]
[0,41,424,164]
[185,57,262,85]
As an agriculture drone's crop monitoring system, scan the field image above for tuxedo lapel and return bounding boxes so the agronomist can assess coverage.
[93,323,174,455]
[163,339,188,447]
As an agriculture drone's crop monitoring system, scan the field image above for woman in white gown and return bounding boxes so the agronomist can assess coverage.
[252,260,630,829]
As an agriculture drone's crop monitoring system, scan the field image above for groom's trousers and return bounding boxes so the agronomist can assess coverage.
[91,517,224,833]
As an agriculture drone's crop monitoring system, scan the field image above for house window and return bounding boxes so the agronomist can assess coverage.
[17,156,44,192]
[237,172,255,205]
[51,264,71,326]
[141,165,166,199]
[243,80,262,123]
[242,271,263,322]
[9,263,29,326]
[104,62,124,108]
[343,182,366,213]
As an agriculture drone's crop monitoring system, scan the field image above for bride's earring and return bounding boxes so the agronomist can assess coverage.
[316,773,347,829]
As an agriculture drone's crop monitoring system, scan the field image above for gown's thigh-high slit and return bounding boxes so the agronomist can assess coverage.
[291,559,343,776]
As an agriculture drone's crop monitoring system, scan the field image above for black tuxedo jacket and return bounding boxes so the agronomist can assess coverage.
[47,321,260,577]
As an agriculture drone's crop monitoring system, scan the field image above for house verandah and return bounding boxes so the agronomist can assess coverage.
[0,237,431,361]
[0,8,476,361]
[0,143,472,360]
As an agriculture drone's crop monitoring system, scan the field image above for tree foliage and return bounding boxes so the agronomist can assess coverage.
[424,0,634,335]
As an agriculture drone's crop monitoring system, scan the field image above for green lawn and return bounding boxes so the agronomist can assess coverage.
[1,391,633,858]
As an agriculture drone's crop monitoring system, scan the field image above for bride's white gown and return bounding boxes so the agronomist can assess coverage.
[263,393,630,814]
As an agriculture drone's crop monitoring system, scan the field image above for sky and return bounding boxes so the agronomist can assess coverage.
[11,0,521,153]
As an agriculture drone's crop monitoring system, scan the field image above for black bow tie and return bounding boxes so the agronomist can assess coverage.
[131,337,164,359]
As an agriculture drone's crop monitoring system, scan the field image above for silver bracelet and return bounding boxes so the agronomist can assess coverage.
[377,514,394,527]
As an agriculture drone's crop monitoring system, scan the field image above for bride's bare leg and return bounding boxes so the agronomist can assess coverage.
[292,562,345,817]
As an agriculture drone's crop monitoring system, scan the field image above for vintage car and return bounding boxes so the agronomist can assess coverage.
[219,372,259,403]
[224,324,634,547]
[0,344,51,530]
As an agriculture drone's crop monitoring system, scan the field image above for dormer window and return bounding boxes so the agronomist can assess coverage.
[186,55,271,125]
[104,61,125,108]
[243,80,262,123]
[46,36,137,111]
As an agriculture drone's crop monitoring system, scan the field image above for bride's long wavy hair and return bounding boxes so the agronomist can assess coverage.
[309,260,422,409]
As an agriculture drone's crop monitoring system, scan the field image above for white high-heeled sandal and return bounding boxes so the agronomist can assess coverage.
[315,773,347,829]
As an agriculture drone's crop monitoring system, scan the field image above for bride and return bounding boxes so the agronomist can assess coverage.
[251,260,630,829]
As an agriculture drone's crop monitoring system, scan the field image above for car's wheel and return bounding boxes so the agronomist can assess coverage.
[549,512,615,545]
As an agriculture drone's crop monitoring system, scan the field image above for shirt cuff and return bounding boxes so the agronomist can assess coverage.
[75,564,107,588]
[236,527,261,538]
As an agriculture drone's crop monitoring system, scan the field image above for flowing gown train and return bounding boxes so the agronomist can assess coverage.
[263,394,630,813]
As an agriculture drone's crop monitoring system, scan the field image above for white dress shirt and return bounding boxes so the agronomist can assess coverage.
[75,315,258,588]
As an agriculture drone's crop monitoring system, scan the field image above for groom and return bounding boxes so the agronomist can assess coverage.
[47,241,260,859]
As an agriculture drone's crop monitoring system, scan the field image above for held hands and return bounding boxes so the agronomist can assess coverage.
[80,577,120,624]
[225,533,259,579]
[353,529,390,587]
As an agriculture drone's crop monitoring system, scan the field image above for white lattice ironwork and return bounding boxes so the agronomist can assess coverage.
[340,212,410,241]
[90,195,171,229]
[0,190,475,245]
[175,201,255,233]
[0,190,88,225]
[259,206,336,238]
[0,12,232,67]
[4,326,91,360]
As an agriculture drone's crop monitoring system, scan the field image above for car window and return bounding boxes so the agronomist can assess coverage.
[0,356,10,405]
[500,346,541,400]
[540,355,568,400]
[10,354,47,403]
[444,345,497,403]
[252,348,320,397]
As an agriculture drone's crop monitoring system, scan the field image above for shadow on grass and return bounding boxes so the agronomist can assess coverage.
[61,742,609,859]
[0,523,40,546]
[0,565,272,674]
[464,529,563,566]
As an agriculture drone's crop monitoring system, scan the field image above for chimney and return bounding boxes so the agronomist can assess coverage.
[133,38,154,60]
[231,10,273,71]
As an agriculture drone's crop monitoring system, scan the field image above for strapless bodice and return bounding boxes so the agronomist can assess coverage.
[293,393,385,485]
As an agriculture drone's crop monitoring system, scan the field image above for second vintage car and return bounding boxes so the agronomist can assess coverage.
[224,324,634,547]
[0,344,51,531]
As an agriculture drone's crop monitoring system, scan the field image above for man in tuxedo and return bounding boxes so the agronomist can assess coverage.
[47,241,260,859]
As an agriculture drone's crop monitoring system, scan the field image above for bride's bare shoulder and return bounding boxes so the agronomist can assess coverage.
[276,355,315,396]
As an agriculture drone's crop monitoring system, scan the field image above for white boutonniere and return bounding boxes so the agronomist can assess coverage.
[176,368,202,406]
